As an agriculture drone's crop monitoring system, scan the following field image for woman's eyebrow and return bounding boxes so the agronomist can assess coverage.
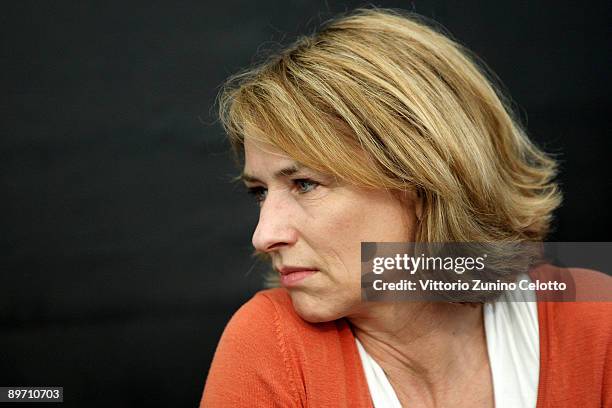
[241,165,302,184]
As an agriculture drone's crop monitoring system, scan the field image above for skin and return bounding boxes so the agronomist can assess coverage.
[242,136,494,407]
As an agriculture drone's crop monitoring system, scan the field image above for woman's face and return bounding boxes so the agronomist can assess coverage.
[242,137,420,323]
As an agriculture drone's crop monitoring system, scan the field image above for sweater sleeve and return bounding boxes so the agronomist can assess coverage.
[200,292,301,407]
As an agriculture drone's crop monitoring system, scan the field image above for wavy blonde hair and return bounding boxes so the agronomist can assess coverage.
[217,7,562,289]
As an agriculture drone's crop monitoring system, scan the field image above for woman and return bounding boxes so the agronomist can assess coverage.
[201,8,611,407]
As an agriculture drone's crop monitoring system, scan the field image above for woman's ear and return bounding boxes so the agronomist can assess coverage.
[397,188,423,222]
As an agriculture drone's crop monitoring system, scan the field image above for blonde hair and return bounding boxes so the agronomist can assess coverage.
[217,8,562,289]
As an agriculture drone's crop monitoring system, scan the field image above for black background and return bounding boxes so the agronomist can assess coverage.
[1,1,610,407]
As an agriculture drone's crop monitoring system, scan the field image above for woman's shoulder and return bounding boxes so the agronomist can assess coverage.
[533,265,611,357]
[201,288,306,406]
[533,266,612,406]
[227,288,316,334]
[530,263,612,303]
[222,288,356,359]
[228,288,290,327]
[201,288,368,407]
[210,288,310,359]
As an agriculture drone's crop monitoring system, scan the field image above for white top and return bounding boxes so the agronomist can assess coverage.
[356,274,540,408]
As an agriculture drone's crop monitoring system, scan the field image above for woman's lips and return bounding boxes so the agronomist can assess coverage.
[278,267,318,287]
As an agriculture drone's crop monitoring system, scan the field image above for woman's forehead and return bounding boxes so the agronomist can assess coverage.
[243,137,302,178]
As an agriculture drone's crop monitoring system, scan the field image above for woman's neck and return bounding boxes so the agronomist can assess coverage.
[347,301,492,406]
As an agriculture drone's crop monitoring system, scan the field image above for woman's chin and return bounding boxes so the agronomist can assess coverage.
[287,291,352,323]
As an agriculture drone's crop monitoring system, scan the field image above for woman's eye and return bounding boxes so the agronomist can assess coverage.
[246,186,267,204]
[294,179,319,193]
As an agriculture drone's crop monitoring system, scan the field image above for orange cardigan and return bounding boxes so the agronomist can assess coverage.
[201,266,612,407]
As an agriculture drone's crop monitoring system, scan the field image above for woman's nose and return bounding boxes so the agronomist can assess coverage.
[251,192,298,253]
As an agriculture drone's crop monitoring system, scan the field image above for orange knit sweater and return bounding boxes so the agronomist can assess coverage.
[201,266,612,407]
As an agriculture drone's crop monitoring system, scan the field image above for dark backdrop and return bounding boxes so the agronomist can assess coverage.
[1,1,610,407]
